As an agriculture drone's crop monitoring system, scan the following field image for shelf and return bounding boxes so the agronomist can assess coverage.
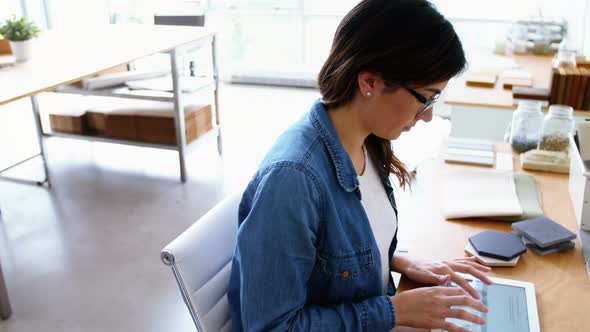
[53,80,216,103]
[44,126,219,151]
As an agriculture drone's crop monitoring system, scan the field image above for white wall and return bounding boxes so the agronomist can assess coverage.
[584,0,590,58]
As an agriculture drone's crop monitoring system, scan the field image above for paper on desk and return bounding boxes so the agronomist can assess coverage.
[443,169,523,219]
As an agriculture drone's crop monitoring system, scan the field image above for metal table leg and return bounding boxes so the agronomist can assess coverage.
[211,35,222,156]
[0,261,11,320]
[0,96,51,187]
[30,95,52,188]
[171,48,188,183]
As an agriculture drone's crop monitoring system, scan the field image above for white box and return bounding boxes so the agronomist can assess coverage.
[568,135,590,231]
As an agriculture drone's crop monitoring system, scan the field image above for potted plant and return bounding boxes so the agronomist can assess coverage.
[0,16,40,62]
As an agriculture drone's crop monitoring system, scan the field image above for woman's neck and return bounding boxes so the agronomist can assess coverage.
[327,101,370,174]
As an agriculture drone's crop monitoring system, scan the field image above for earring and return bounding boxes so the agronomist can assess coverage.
[366,91,372,97]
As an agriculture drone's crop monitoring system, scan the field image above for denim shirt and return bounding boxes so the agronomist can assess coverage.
[228,99,399,331]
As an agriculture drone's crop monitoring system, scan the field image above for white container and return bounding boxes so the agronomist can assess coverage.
[9,39,34,62]
[569,135,590,231]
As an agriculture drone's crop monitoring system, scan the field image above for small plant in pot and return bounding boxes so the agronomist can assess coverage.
[0,16,40,62]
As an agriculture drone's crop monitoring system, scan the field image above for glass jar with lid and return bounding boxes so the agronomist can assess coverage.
[509,100,544,153]
[539,105,575,152]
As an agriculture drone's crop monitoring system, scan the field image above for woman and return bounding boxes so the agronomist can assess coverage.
[228,1,492,331]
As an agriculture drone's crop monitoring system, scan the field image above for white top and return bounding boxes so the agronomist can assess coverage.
[358,147,397,294]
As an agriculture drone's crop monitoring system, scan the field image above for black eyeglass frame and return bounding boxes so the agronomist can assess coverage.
[404,87,441,116]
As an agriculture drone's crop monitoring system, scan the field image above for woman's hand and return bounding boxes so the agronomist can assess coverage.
[402,256,492,299]
[392,286,488,332]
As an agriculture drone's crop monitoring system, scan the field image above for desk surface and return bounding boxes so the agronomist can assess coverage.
[397,145,590,332]
[444,54,553,110]
[0,25,215,106]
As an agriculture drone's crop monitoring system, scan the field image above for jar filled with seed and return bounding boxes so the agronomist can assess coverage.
[539,105,575,152]
[509,100,544,153]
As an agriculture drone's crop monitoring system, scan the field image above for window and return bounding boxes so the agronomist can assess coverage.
[0,0,22,20]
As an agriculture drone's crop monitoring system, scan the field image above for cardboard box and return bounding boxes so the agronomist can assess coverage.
[136,104,212,145]
[85,109,138,140]
[49,111,87,134]
[85,101,212,145]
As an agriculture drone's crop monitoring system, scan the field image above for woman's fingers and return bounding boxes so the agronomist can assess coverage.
[449,262,494,285]
[442,321,471,332]
[443,294,488,314]
[447,308,486,325]
[451,257,492,272]
[449,272,481,299]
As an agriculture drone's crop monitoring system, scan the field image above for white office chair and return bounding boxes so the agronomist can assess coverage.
[161,192,241,332]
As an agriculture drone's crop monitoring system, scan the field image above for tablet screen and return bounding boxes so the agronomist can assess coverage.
[445,280,530,332]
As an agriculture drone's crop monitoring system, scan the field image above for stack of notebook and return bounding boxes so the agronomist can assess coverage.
[465,230,527,267]
[512,216,576,256]
[444,137,495,166]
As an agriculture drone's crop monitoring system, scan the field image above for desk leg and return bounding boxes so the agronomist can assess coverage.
[30,95,52,188]
[170,48,188,183]
[212,36,222,156]
[0,261,12,320]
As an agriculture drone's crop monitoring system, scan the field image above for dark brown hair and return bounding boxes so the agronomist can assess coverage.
[318,0,467,188]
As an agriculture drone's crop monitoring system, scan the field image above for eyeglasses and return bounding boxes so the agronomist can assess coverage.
[404,87,441,116]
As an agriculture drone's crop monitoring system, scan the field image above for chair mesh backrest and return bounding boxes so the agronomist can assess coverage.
[162,193,241,331]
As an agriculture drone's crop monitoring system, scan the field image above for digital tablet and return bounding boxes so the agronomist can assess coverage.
[432,275,540,332]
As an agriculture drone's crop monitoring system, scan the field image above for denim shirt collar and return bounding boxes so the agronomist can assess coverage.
[309,99,360,193]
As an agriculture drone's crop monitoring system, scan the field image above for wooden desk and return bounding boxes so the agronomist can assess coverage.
[443,54,590,140]
[0,25,218,320]
[396,145,590,331]
[0,25,215,106]
[445,54,554,110]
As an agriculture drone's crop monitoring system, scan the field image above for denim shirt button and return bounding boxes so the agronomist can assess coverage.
[342,271,350,278]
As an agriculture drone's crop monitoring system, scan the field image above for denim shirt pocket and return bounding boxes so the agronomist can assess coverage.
[318,247,375,280]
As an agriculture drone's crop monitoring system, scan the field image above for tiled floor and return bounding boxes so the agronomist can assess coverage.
[0,83,449,331]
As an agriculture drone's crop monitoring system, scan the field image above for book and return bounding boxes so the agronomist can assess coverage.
[549,68,559,104]
[486,172,544,222]
[582,68,590,110]
[444,153,495,166]
[512,216,576,248]
[447,137,495,151]
[469,230,527,261]
[557,67,567,104]
[568,68,581,108]
[443,169,523,219]
[575,68,588,110]
[562,67,574,107]
[512,87,550,102]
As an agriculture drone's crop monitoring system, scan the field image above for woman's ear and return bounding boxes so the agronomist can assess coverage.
[357,72,378,97]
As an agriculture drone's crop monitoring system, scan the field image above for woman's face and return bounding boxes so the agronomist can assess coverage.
[357,73,448,140]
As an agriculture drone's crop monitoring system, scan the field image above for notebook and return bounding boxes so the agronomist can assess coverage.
[445,138,496,166]
[447,137,495,151]
[512,216,576,248]
[443,169,523,219]
[487,173,544,222]
[469,230,527,261]
[445,148,495,166]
